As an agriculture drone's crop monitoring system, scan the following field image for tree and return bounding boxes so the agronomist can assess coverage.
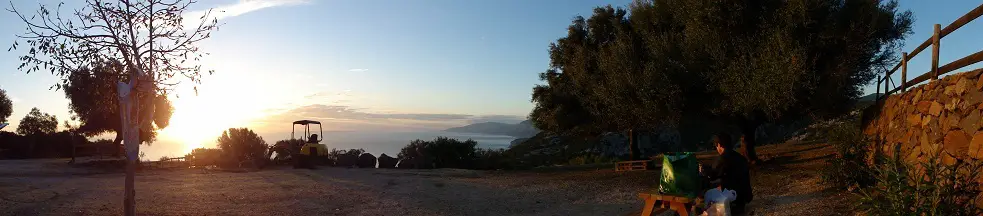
[16,108,58,135]
[64,60,174,156]
[217,128,269,165]
[0,88,11,123]
[8,0,219,214]
[531,0,913,162]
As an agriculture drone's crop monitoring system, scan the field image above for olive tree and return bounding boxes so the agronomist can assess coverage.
[8,0,219,214]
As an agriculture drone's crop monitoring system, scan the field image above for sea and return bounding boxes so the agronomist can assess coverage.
[142,131,517,160]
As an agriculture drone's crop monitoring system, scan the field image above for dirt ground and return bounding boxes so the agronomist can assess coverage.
[0,141,853,216]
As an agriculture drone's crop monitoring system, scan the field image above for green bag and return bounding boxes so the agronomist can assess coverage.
[658,152,700,198]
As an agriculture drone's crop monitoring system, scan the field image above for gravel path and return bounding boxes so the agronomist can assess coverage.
[0,141,851,216]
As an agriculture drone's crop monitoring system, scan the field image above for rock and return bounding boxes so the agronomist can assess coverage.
[961,110,981,131]
[357,153,377,168]
[917,101,933,113]
[908,114,922,127]
[377,153,398,168]
[942,152,957,166]
[967,90,983,106]
[922,115,933,127]
[914,90,924,102]
[956,78,969,94]
[943,130,971,158]
[930,102,943,116]
[977,73,983,90]
[970,132,983,160]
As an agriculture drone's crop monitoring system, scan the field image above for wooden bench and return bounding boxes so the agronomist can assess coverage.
[638,193,697,216]
[615,160,650,171]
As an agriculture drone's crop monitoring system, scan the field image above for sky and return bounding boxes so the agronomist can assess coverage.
[0,0,981,156]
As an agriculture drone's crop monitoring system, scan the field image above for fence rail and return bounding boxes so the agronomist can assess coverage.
[876,3,983,100]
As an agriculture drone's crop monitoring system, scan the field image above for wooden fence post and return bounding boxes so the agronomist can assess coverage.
[932,24,941,79]
[884,76,889,95]
[876,75,881,101]
[901,52,908,91]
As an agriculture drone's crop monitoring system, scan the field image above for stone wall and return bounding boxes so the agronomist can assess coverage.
[864,69,983,165]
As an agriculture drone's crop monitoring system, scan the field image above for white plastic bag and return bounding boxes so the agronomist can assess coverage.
[702,188,737,216]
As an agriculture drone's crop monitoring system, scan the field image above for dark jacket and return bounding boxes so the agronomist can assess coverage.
[709,149,753,204]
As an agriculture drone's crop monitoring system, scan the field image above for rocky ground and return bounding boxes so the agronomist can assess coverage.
[0,140,852,216]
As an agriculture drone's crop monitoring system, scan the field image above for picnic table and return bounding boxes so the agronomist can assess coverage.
[638,193,699,216]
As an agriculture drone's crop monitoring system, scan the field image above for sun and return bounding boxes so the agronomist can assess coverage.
[158,77,275,154]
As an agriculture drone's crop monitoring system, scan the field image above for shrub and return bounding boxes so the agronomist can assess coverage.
[858,152,983,215]
[473,148,511,170]
[216,128,268,167]
[328,148,364,167]
[186,148,223,167]
[820,118,875,191]
[397,137,478,169]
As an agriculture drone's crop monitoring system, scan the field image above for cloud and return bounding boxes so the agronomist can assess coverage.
[255,104,474,132]
[348,68,369,72]
[185,0,310,26]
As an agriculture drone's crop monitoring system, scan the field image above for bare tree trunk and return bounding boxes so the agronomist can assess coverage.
[70,131,76,164]
[113,132,123,158]
[739,117,762,164]
[118,80,139,216]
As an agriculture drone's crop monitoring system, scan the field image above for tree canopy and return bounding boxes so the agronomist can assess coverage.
[217,128,269,163]
[0,89,11,123]
[64,60,174,144]
[17,108,58,135]
[531,0,913,159]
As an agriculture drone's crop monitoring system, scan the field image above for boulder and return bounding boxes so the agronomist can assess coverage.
[943,130,971,158]
[960,110,981,131]
[970,132,983,160]
[378,153,398,168]
[956,78,969,94]
[357,153,377,168]
[908,114,922,126]
[930,101,944,116]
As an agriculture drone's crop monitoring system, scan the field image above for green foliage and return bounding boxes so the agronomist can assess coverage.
[398,137,477,169]
[16,107,57,135]
[473,148,513,170]
[858,153,983,215]
[530,0,914,159]
[821,118,875,191]
[186,148,224,167]
[216,128,268,164]
[63,61,173,143]
[0,89,11,123]
[269,139,305,161]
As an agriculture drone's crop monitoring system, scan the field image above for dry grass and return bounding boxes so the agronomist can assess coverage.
[0,140,849,216]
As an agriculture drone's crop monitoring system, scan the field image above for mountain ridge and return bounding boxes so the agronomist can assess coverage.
[444,120,539,138]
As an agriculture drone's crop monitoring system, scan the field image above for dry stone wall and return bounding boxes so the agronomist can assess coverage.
[865,69,983,166]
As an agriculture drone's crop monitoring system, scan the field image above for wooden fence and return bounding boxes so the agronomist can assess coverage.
[876,3,983,100]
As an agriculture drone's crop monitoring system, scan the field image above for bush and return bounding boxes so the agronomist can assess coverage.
[473,148,512,170]
[216,128,268,167]
[328,148,364,167]
[858,152,983,215]
[186,148,223,167]
[397,137,481,169]
[270,139,304,161]
[820,118,875,191]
